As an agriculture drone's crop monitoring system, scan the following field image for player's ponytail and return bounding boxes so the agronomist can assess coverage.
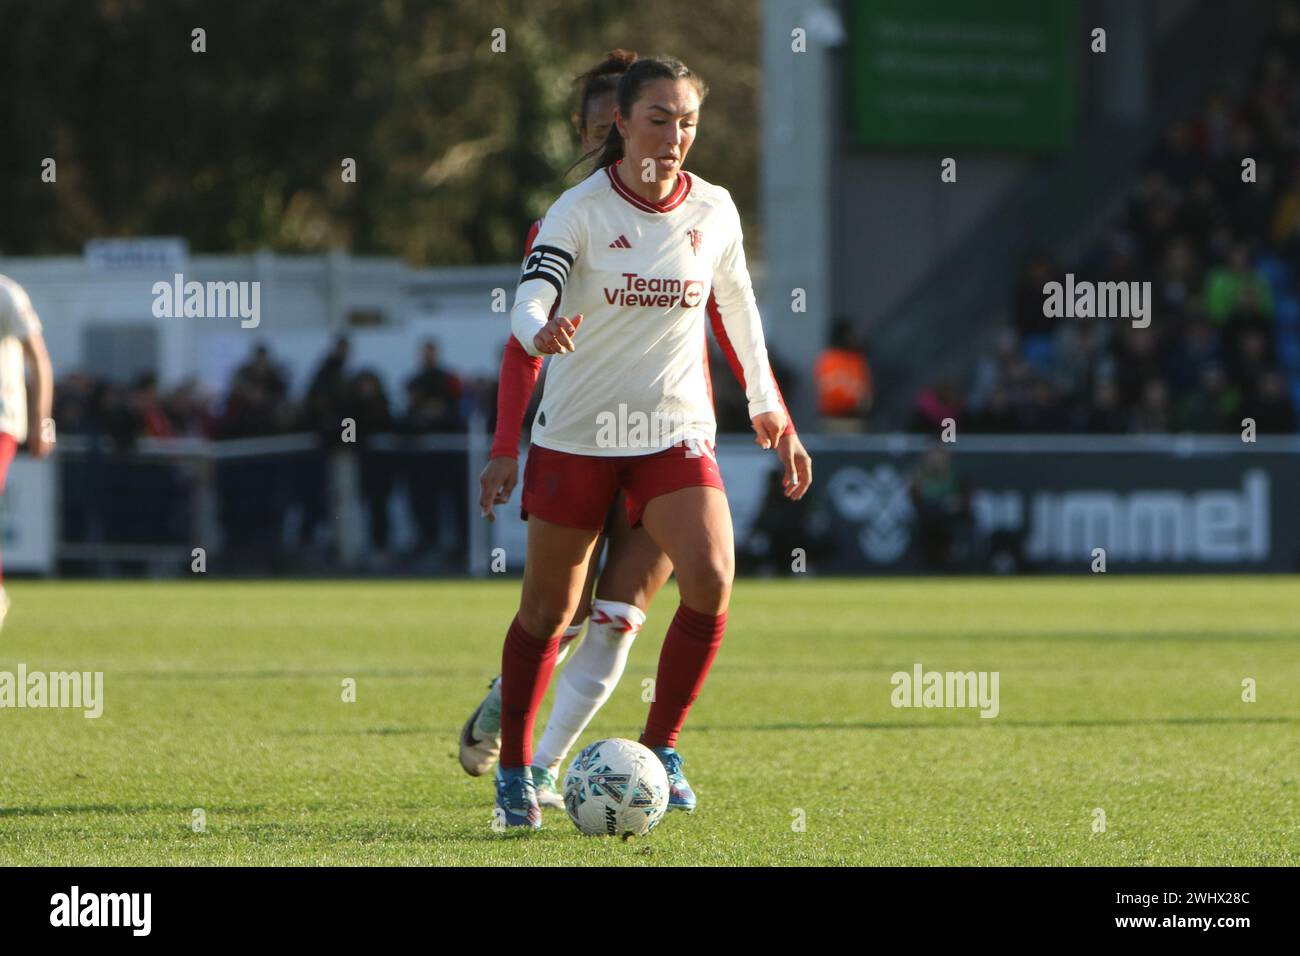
[589,56,708,172]
[572,48,638,136]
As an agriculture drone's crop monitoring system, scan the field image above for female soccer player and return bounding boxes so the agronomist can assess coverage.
[490,54,794,828]
[459,51,812,812]
[0,275,54,630]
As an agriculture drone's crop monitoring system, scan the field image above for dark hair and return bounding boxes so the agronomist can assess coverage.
[587,56,708,172]
[572,49,638,135]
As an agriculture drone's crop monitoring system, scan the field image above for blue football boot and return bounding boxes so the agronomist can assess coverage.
[494,765,542,830]
[650,746,697,813]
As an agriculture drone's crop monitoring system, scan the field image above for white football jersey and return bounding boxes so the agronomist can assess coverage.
[511,162,783,456]
[0,275,41,442]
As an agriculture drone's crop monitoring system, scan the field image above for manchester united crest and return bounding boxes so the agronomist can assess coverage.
[686,228,703,255]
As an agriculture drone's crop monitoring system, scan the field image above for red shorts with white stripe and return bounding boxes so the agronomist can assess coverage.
[521,441,725,531]
[0,433,17,494]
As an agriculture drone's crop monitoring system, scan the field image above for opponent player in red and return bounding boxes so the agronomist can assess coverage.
[0,275,55,630]
[459,51,811,812]
[487,55,802,828]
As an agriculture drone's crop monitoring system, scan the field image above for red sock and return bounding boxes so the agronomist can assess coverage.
[641,604,727,750]
[499,615,560,769]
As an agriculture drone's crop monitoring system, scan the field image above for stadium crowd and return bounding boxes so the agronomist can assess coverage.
[53,337,494,448]
[53,338,494,571]
[914,2,1300,437]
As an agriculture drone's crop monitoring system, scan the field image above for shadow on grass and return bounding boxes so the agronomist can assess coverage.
[112,668,456,681]
[0,803,268,818]
[690,715,1300,731]
[275,715,1299,738]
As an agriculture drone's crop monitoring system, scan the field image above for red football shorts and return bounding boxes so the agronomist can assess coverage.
[0,433,17,495]
[521,441,725,531]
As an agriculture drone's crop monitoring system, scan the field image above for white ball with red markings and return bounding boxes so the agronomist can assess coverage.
[563,738,669,837]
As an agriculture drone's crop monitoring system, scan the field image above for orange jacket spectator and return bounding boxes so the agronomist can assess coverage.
[815,348,871,416]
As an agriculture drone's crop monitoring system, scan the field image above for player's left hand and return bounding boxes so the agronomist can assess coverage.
[478,456,518,522]
[776,431,812,500]
[751,410,786,450]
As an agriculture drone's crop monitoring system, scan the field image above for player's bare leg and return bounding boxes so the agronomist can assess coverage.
[459,530,602,779]
[531,497,674,801]
[635,485,735,810]
[494,516,600,828]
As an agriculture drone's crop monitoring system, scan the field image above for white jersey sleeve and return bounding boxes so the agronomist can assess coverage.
[511,190,586,357]
[710,196,783,420]
[0,276,42,340]
[0,275,40,443]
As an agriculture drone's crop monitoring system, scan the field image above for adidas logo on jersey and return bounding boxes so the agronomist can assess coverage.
[608,235,632,249]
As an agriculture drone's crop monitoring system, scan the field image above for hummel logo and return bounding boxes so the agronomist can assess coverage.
[609,235,632,249]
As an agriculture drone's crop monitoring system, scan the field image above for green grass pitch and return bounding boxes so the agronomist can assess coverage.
[0,577,1295,865]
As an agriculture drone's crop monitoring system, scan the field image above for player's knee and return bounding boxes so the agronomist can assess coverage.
[518,602,575,640]
[569,595,592,629]
[598,561,664,609]
[678,553,733,611]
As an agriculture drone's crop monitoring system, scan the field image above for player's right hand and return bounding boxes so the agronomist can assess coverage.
[533,313,583,355]
[750,409,786,450]
[478,456,519,522]
[27,421,53,459]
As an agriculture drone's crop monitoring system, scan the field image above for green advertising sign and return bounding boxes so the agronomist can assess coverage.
[848,0,1076,151]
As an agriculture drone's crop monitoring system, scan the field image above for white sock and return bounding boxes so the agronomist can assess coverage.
[533,599,646,772]
[554,623,584,667]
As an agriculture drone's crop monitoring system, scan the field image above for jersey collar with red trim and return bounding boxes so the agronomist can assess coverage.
[606,160,692,213]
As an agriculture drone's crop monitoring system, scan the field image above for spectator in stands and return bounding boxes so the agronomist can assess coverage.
[163,378,216,438]
[130,373,175,439]
[965,384,1018,433]
[1050,320,1104,407]
[1233,161,1278,239]
[1147,120,1201,191]
[1204,244,1274,324]
[52,371,96,437]
[1013,252,1059,371]
[1167,315,1222,395]
[405,340,464,433]
[1127,175,1180,270]
[346,370,395,564]
[1131,380,1172,434]
[1248,370,1299,432]
[1156,236,1202,312]
[402,341,466,562]
[1269,162,1300,257]
[100,382,141,452]
[303,335,352,439]
[1226,330,1281,418]
[1085,378,1130,433]
[969,328,1015,407]
[215,369,281,438]
[910,378,963,435]
[1192,93,1235,159]
[295,336,351,556]
[1018,377,1071,433]
[235,344,289,402]
[1113,326,1167,406]
[1172,364,1239,434]
[1180,177,1223,252]
[908,447,973,571]
[814,319,872,431]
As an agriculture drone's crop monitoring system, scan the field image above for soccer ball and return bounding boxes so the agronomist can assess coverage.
[563,738,669,837]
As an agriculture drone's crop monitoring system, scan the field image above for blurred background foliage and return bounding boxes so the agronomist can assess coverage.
[1,0,759,264]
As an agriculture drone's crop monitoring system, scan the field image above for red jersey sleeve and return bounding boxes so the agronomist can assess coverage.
[490,220,547,458]
[706,292,797,436]
[490,338,544,458]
